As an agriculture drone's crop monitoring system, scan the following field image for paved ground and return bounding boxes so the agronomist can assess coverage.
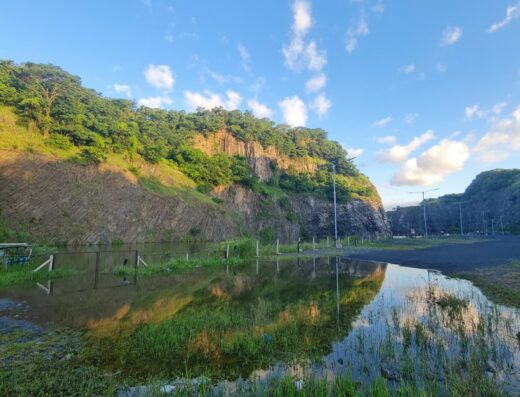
[345,236,520,274]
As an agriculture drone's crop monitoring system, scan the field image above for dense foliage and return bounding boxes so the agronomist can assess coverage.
[0,60,364,199]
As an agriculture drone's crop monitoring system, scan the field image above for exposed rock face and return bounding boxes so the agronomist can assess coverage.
[0,150,390,244]
[193,131,322,181]
[387,169,520,235]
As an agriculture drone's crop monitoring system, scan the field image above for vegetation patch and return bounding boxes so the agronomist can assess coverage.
[455,262,520,307]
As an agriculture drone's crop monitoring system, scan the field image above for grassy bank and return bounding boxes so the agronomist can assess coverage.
[455,262,520,308]
[0,266,78,290]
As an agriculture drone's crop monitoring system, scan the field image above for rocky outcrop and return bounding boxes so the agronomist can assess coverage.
[0,150,390,244]
[387,169,520,235]
[193,131,323,181]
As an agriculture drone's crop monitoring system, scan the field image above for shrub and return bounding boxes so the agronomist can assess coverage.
[46,133,73,150]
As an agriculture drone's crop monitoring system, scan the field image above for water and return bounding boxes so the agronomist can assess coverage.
[2,256,520,393]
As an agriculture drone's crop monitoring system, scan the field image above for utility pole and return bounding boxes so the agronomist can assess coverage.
[408,188,439,238]
[332,164,338,248]
[454,200,471,236]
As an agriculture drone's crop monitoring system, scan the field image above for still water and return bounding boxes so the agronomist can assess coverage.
[2,255,520,393]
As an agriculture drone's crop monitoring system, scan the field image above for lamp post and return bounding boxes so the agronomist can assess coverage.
[408,188,439,238]
[332,164,339,248]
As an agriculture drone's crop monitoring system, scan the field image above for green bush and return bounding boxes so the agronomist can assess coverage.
[46,133,73,150]
[78,147,107,165]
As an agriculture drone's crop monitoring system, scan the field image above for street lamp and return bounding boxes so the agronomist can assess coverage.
[408,188,439,238]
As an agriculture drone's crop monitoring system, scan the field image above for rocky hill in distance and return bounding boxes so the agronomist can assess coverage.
[387,169,520,236]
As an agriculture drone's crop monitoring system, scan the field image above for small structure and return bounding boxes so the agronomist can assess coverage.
[0,243,32,267]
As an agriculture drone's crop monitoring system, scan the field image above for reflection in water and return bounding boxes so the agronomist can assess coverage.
[2,256,519,392]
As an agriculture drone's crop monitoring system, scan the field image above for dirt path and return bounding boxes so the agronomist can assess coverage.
[345,236,520,274]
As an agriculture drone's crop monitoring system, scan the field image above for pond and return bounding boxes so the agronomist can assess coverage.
[1,255,520,395]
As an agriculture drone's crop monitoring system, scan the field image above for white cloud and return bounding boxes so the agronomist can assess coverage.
[439,26,463,46]
[138,96,173,109]
[113,84,132,98]
[376,135,396,145]
[305,73,327,93]
[488,2,520,32]
[184,90,242,111]
[372,116,392,128]
[404,113,419,125]
[206,69,241,85]
[377,130,435,163]
[238,44,251,73]
[282,0,327,72]
[400,64,415,74]
[492,101,507,115]
[293,0,312,35]
[437,63,447,73]
[392,139,470,186]
[279,95,308,127]
[310,93,332,117]
[345,13,369,54]
[474,106,520,162]
[248,99,273,119]
[465,104,485,120]
[346,147,364,158]
[305,41,327,71]
[144,64,175,90]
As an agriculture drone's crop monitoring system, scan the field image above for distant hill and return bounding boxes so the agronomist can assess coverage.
[387,169,520,236]
[0,61,389,244]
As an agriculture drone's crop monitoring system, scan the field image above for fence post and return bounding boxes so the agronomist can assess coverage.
[186,253,189,260]
[256,240,259,257]
[134,250,139,267]
[326,236,329,248]
[312,236,316,250]
[276,238,280,255]
[49,254,54,271]
[226,244,230,259]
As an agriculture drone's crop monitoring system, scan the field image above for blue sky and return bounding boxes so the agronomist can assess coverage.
[1,0,520,208]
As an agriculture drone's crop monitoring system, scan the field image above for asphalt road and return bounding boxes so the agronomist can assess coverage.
[346,236,520,274]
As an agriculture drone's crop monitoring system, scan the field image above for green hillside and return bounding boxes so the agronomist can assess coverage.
[0,60,378,203]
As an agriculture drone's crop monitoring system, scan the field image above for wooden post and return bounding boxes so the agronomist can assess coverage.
[94,251,100,289]
[226,244,230,259]
[256,240,259,257]
[186,253,189,260]
[256,258,259,275]
[49,254,54,271]
[134,250,139,267]
[276,238,280,255]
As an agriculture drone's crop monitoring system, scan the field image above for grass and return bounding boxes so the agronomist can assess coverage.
[0,266,78,290]
[455,262,520,307]
[113,256,246,277]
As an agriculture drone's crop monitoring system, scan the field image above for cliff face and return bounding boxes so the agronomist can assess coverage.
[193,130,323,181]
[0,149,390,244]
[387,169,520,235]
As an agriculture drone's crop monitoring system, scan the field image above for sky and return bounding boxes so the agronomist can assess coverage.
[1,0,520,208]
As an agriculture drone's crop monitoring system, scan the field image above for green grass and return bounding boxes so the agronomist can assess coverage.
[0,266,78,290]
[113,256,245,277]
[455,262,520,307]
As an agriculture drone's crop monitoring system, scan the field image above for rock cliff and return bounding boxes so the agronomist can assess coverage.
[387,169,520,235]
[0,149,390,244]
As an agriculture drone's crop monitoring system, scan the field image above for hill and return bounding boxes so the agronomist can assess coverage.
[387,169,520,235]
[0,60,389,244]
